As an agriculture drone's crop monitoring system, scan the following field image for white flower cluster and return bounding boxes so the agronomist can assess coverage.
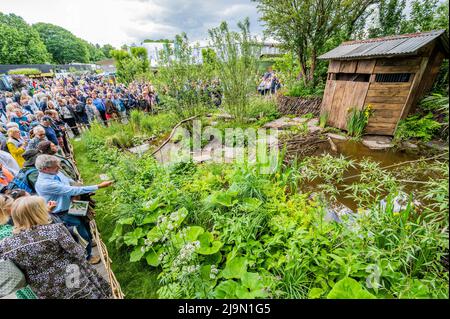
[172,241,200,268]
[178,226,191,239]
[158,251,168,263]
[209,265,219,279]
[181,265,200,276]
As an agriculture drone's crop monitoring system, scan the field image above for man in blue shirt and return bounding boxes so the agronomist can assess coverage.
[35,154,113,264]
[40,116,59,146]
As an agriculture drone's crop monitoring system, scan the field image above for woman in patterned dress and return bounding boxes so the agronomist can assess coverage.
[0,195,36,299]
[0,196,112,299]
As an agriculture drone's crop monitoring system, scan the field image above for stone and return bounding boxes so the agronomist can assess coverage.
[193,154,213,163]
[128,143,151,154]
[362,135,394,150]
[402,141,419,149]
[307,118,319,127]
[291,117,309,124]
[326,133,348,141]
[425,141,449,152]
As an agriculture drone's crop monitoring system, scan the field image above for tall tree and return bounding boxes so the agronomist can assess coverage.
[253,0,377,85]
[33,23,90,64]
[0,13,50,64]
[101,44,115,58]
[368,0,407,37]
[402,0,448,33]
[111,47,150,84]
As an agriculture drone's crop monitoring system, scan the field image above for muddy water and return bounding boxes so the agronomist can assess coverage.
[303,139,428,211]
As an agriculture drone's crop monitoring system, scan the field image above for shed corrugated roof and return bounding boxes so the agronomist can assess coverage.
[318,30,449,60]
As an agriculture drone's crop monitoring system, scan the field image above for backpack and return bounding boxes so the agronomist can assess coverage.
[6,168,38,194]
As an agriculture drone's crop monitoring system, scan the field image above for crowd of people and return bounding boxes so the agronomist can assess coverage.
[0,74,159,299]
[258,68,281,96]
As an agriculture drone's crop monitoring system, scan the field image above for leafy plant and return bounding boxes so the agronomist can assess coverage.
[208,18,261,122]
[346,105,372,138]
[395,113,441,142]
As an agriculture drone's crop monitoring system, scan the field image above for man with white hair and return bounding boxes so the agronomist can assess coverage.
[26,125,48,151]
[34,154,114,264]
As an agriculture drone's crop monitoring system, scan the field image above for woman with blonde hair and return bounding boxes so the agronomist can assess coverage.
[0,196,112,299]
[6,127,27,167]
[0,195,37,299]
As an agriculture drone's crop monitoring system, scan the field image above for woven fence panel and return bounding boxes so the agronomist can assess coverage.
[277,95,322,117]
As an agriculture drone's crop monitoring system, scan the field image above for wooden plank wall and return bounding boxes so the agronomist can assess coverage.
[321,50,442,135]
[363,57,419,135]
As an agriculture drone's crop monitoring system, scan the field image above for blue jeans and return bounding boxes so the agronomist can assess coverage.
[57,212,93,259]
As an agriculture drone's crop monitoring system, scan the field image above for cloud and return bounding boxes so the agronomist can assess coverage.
[0,0,263,47]
[125,0,263,43]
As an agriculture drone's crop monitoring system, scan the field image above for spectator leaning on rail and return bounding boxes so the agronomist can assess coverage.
[0,196,112,299]
[34,154,114,264]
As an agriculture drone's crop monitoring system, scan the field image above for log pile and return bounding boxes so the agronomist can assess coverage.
[277,95,322,117]
[279,131,330,163]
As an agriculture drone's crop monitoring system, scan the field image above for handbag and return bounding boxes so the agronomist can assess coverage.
[0,259,26,297]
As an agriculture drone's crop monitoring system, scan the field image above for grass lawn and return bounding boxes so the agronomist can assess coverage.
[72,139,160,299]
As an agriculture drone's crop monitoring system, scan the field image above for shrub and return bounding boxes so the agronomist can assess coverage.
[286,81,324,98]
[8,68,41,75]
[395,113,441,142]
[246,97,279,119]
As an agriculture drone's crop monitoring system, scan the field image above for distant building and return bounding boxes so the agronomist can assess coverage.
[96,59,116,73]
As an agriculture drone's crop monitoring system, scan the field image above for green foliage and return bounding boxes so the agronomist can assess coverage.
[246,97,279,120]
[0,13,50,64]
[419,94,449,139]
[319,112,329,128]
[73,109,449,300]
[327,277,375,299]
[111,47,150,84]
[286,81,324,98]
[368,0,407,37]
[7,68,41,75]
[346,105,372,138]
[254,0,375,85]
[101,44,116,59]
[208,18,261,122]
[395,113,441,142]
[153,33,212,119]
[369,0,449,37]
[33,22,90,64]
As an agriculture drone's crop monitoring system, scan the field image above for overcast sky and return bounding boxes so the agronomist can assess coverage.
[0,0,264,47]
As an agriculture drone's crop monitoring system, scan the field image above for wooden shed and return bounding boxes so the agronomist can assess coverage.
[318,30,449,135]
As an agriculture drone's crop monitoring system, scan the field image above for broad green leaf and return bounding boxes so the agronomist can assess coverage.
[130,246,145,262]
[214,280,239,298]
[198,241,223,255]
[222,257,247,279]
[208,191,238,207]
[123,227,145,246]
[118,217,134,225]
[327,277,375,299]
[197,232,223,255]
[172,226,205,248]
[146,226,163,242]
[399,279,430,299]
[241,272,264,291]
[240,197,262,211]
[308,287,324,299]
[143,197,163,212]
[204,252,222,264]
[139,212,160,225]
[145,249,163,267]
[109,224,123,243]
